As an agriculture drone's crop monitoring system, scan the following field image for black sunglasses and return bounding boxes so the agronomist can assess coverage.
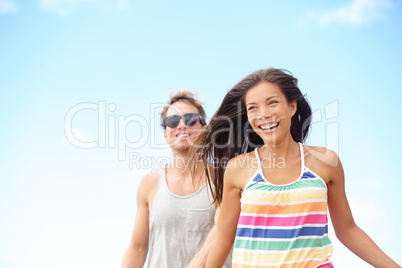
[163,113,205,128]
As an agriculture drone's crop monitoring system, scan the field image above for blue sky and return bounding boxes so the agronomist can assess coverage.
[1,0,401,267]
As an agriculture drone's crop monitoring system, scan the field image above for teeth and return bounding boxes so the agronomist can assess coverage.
[260,123,278,131]
[177,134,189,138]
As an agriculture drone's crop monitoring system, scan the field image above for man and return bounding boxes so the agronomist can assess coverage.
[121,91,232,268]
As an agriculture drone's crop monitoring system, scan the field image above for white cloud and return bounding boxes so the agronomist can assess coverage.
[0,0,18,14]
[39,0,127,16]
[298,0,392,27]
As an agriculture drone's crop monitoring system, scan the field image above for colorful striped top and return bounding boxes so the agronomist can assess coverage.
[233,143,334,268]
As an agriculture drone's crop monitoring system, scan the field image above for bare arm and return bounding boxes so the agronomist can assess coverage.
[121,173,156,268]
[205,160,241,268]
[325,151,400,268]
[187,205,222,268]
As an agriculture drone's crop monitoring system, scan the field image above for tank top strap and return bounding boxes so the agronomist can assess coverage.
[298,142,305,169]
[254,147,262,171]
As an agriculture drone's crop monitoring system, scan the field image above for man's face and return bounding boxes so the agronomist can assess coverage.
[163,101,205,154]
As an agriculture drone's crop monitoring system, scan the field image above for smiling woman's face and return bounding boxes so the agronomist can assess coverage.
[245,81,296,146]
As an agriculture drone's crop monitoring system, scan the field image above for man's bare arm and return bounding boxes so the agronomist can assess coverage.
[121,173,157,268]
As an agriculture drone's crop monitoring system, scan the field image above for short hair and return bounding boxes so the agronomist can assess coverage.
[160,90,207,129]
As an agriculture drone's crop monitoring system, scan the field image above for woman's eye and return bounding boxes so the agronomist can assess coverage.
[269,100,279,105]
[248,106,256,111]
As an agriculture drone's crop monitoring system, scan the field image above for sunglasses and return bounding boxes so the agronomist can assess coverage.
[163,113,205,128]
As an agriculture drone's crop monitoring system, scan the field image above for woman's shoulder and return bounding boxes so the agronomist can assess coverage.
[304,145,340,167]
[303,145,343,183]
[223,151,259,189]
[225,151,258,183]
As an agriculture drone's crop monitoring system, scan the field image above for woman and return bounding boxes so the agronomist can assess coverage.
[190,68,399,267]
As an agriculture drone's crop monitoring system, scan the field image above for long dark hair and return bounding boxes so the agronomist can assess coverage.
[190,68,312,204]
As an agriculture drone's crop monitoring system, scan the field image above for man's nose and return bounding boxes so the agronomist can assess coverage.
[176,118,187,128]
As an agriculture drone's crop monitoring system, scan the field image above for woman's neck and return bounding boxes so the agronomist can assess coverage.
[260,138,299,159]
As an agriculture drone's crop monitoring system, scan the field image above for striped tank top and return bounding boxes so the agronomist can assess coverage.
[233,143,334,268]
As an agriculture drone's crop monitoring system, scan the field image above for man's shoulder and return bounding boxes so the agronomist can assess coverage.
[137,170,161,194]
[142,170,161,181]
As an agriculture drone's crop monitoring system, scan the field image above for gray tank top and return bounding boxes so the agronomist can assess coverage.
[147,166,232,268]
